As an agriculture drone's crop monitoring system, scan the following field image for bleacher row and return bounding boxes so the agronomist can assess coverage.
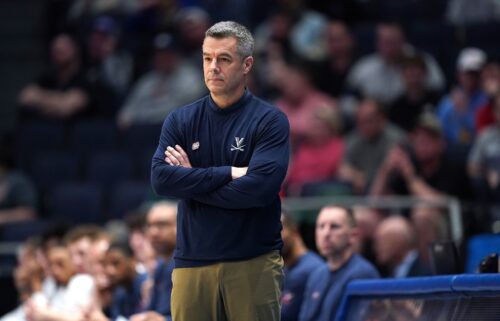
[14,120,162,225]
[352,21,500,83]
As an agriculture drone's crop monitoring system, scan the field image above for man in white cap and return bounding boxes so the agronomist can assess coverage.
[436,47,489,150]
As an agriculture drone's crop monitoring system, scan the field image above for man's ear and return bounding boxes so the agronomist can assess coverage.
[243,56,254,74]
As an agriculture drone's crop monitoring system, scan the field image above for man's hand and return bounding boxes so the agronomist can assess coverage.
[231,167,248,180]
[165,145,192,168]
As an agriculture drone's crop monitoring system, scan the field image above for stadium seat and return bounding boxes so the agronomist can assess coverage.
[15,121,65,169]
[69,120,118,157]
[48,183,102,224]
[30,151,79,191]
[135,147,157,182]
[0,220,51,242]
[120,124,162,154]
[85,151,133,188]
[465,233,500,273]
[108,181,152,220]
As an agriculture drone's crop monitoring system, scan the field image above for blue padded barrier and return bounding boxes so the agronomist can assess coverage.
[335,274,500,321]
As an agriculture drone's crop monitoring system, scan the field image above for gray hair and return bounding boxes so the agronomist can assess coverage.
[205,21,254,58]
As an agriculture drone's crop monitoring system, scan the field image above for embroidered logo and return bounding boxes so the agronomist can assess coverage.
[192,141,200,150]
[230,137,245,151]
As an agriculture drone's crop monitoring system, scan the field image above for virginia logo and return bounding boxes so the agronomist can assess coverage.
[230,137,245,151]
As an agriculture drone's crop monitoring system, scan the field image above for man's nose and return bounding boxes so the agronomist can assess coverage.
[209,59,219,72]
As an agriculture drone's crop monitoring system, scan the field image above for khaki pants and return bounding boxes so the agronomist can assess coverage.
[171,251,284,321]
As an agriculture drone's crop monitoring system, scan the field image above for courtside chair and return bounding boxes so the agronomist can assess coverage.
[466,233,500,273]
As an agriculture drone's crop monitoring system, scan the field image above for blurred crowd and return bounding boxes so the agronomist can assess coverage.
[1,0,500,319]
[1,201,177,321]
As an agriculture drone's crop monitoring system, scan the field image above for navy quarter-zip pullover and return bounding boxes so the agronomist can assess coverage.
[151,90,290,267]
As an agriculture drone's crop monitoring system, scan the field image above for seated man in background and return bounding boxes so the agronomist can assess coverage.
[18,33,91,122]
[25,245,95,321]
[338,99,405,194]
[468,93,500,224]
[116,33,205,129]
[64,225,107,275]
[281,212,323,321]
[87,242,147,321]
[374,215,432,278]
[370,113,472,199]
[299,206,379,321]
[130,201,177,321]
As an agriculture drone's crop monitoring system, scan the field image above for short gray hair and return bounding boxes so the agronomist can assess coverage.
[205,21,254,58]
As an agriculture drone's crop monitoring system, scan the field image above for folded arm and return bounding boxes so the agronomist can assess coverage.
[192,112,290,209]
[151,114,233,199]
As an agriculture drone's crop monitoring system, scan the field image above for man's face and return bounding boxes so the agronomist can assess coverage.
[48,247,76,286]
[87,239,111,289]
[202,36,253,98]
[104,249,134,287]
[376,25,404,61]
[68,237,92,274]
[326,22,353,56]
[315,208,353,258]
[146,205,177,256]
[356,101,384,139]
[412,128,443,163]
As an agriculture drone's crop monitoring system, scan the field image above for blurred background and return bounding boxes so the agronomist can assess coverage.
[1,0,500,316]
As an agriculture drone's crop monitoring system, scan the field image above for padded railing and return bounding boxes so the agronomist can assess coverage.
[335,274,500,321]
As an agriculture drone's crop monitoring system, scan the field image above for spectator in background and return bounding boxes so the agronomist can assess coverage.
[18,33,91,121]
[130,201,177,321]
[273,61,337,148]
[25,245,95,321]
[175,7,211,69]
[338,99,405,194]
[124,210,156,308]
[299,206,379,321]
[468,93,500,214]
[107,242,147,319]
[436,47,489,151]
[388,52,442,132]
[410,205,449,269]
[0,144,38,225]
[347,22,444,105]
[85,16,134,114]
[280,212,323,321]
[313,20,357,99]
[446,0,500,25]
[352,206,384,264]
[476,59,500,133]
[284,105,344,196]
[374,215,432,277]
[86,231,114,315]
[125,211,157,276]
[371,113,472,199]
[87,242,147,321]
[64,225,106,274]
[34,227,72,305]
[117,33,205,129]
[253,11,295,97]
[0,259,45,321]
